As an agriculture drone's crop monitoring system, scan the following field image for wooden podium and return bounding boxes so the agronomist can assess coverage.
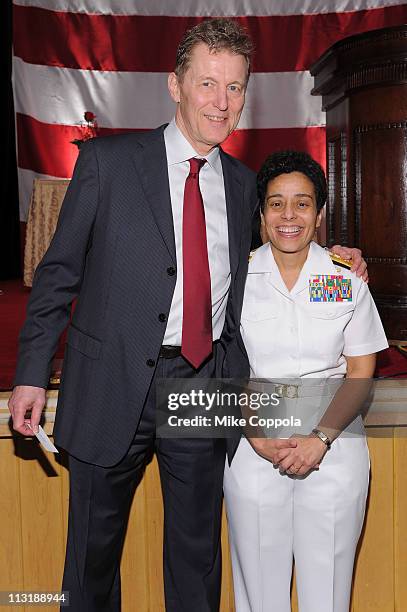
[310,25,407,342]
[1,386,407,611]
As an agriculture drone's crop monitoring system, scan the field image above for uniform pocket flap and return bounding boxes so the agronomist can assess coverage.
[241,301,279,321]
[66,324,102,359]
[305,304,354,320]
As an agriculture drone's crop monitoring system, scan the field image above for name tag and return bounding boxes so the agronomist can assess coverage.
[309,275,352,302]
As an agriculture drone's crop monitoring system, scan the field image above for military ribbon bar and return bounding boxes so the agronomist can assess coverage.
[309,275,352,302]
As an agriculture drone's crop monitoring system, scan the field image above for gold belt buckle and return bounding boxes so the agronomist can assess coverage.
[275,384,298,399]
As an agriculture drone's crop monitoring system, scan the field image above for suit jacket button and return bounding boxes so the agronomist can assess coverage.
[146,359,156,367]
[167,267,176,276]
[158,313,166,322]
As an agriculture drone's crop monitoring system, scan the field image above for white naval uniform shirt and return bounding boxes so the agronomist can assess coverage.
[240,241,388,380]
[163,119,230,345]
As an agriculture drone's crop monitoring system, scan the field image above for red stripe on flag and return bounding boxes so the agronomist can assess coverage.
[13,5,407,73]
[223,127,326,172]
[16,112,325,177]
[16,113,137,177]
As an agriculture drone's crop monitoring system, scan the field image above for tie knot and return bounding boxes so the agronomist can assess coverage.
[188,157,206,177]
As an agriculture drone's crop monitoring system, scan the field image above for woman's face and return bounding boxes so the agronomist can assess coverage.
[261,171,322,255]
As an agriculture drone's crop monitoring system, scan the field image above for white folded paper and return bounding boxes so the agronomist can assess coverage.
[27,424,59,453]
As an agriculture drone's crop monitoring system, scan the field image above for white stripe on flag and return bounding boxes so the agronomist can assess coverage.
[12,0,407,17]
[12,58,325,130]
[241,72,325,129]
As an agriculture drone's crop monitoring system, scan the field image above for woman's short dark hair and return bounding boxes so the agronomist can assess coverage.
[257,150,327,212]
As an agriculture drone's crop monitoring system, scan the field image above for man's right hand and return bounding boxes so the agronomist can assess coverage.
[8,386,46,436]
[247,437,297,464]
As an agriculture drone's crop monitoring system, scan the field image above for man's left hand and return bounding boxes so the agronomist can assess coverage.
[331,245,368,282]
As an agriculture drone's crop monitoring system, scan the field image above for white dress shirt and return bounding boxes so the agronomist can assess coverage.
[163,119,230,345]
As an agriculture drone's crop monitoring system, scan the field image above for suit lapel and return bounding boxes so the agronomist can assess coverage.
[221,150,243,279]
[132,135,244,273]
[132,128,176,263]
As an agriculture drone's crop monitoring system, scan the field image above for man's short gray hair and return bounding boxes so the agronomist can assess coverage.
[175,18,254,81]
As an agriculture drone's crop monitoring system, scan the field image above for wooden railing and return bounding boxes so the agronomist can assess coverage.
[1,384,406,611]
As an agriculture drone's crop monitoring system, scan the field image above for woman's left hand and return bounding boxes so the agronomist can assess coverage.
[275,434,328,476]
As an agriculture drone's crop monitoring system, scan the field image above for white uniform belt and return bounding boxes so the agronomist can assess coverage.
[249,380,342,400]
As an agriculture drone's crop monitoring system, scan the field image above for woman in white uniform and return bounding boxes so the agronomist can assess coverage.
[223,151,388,612]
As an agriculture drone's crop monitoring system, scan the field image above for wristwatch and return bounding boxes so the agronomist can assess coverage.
[311,428,331,449]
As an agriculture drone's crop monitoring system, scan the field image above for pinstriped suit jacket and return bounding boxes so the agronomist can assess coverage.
[14,126,257,466]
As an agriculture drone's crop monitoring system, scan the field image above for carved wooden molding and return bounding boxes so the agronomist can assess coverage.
[354,131,362,247]
[327,134,348,245]
[340,133,348,245]
[310,25,407,110]
[339,26,407,53]
[327,140,336,246]
[366,257,407,265]
[355,121,407,133]
[347,62,407,91]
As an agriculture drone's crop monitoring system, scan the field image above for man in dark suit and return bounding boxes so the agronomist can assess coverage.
[9,18,365,612]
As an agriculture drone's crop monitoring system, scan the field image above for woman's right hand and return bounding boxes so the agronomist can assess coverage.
[248,437,297,464]
[275,434,327,475]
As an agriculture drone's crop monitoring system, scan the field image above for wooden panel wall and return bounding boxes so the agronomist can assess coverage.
[0,431,406,611]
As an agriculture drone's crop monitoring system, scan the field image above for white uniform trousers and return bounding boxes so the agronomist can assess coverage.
[223,433,369,612]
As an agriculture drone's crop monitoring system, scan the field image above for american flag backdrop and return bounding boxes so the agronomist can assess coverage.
[12,0,407,221]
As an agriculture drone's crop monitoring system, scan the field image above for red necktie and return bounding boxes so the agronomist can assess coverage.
[181,158,212,369]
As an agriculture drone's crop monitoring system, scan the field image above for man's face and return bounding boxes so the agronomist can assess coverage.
[168,43,248,155]
[261,172,322,255]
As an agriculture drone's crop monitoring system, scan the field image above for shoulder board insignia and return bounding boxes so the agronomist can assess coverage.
[327,251,352,270]
[248,248,258,262]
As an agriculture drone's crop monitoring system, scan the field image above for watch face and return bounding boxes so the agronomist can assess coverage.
[313,429,330,447]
